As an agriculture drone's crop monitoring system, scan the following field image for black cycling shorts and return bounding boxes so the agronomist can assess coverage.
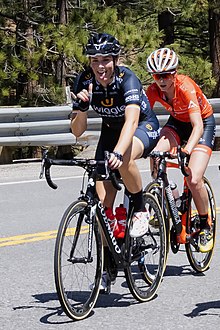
[164,114,216,149]
[95,117,160,161]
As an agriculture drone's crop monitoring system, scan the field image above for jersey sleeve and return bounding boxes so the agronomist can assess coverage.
[120,69,142,106]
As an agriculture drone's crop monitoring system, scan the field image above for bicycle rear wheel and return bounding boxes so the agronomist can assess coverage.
[54,200,103,321]
[124,193,166,301]
[186,177,216,272]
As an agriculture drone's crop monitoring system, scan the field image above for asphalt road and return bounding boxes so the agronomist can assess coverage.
[0,150,220,329]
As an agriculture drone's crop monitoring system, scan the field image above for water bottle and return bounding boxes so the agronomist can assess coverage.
[115,204,127,239]
[170,180,181,209]
[105,207,120,237]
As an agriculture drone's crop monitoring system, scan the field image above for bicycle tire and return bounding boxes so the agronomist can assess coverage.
[54,200,103,321]
[124,193,166,301]
[145,181,170,256]
[186,177,216,272]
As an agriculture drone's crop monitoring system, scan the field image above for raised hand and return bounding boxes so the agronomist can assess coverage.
[73,83,93,112]
[77,83,93,102]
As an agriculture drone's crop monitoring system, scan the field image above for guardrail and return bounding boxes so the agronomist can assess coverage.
[0,99,219,148]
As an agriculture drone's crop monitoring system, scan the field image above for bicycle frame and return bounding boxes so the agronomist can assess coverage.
[41,153,130,269]
[155,156,193,245]
[84,167,135,268]
[78,181,125,269]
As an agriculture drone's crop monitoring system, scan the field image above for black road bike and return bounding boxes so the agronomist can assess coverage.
[40,151,167,321]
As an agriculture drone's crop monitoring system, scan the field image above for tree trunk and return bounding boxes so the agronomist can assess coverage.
[56,0,70,157]
[209,6,220,97]
[158,10,175,46]
[55,0,68,86]
[16,0,37,103]
[57,0,68,23]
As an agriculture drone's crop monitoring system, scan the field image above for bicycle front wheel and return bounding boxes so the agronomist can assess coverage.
[124,193,167,302]
[54,200,103,321]
[186,177,216,272]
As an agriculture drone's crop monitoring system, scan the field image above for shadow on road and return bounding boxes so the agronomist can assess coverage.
[13,286,139,325]
[164,264,206,277]
[13,292,75,324]
[13,265,215,326]
[184,300,220,318]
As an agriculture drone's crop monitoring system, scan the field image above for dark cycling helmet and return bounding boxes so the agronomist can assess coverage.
[85,33,121,57]
[146,48,178,73]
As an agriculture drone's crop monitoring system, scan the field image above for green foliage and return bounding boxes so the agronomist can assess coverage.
[177,54,216,97]
[47,85,66,105]
[0,0,218,105]
[0,52,6,63]
[1,88,10,97]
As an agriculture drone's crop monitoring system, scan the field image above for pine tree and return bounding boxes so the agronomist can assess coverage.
[209,1,220,96]
[0,0,219,106]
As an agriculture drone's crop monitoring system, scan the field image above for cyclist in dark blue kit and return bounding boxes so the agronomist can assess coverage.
[70,33,160,292]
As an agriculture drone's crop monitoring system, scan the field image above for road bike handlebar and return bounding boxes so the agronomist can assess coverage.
[150,145,190,177]
[39,150,122,191]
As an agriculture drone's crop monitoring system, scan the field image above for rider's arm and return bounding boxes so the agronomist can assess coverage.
[113,104,140,156]
[70,79,92,137]
[108,103,140,169]
[181,80,204,154]
[184,112,203,154]
[70,111,88,137]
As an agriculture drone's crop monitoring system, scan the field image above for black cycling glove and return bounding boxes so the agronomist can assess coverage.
[72,99,90,112]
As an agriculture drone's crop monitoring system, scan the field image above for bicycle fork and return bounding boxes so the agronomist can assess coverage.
[68,203,96,264]
[165,183,182,238]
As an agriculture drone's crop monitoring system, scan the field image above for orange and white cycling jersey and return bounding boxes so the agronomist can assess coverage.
[146,74,213,122]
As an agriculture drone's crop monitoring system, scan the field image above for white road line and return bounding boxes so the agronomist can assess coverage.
[0,176,81,186]
[0,163,219,186]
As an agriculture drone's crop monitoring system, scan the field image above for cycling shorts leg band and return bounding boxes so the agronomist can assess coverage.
[134,120,160,158]
[161,126,181,145]
[191,144,212,156]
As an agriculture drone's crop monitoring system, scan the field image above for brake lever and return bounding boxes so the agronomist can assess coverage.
[45,161,58,189]
[177,146,189,177]
[39,150,58,189]
[104,151,111,179]
[39,149,48,179]
[104,150,121,191]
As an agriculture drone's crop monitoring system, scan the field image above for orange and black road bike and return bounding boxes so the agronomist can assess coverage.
[145,146,216,273]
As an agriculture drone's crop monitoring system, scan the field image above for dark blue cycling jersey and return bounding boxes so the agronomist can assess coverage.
[72,66,157,128]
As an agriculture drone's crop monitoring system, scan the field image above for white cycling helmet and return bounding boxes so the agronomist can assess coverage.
[146,48,178,73]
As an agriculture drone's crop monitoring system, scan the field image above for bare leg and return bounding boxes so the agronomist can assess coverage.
[95,181,117,247]
[186,149,210,215]
[119,136,144,194]
[150,127,179,177]
[96,180,117,209]
[155,126,179,151]
[97,136,145,241]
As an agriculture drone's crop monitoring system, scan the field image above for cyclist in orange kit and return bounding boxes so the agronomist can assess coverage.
[146,48,216,253]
